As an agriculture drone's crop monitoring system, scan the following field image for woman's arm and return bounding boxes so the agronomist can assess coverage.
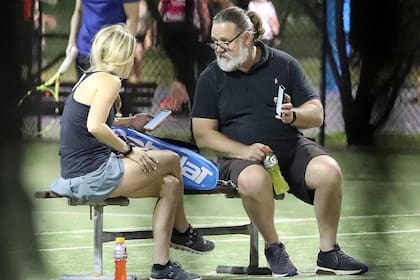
[86,73,132,154]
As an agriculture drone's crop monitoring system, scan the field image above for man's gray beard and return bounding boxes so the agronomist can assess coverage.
[216,44,249,72]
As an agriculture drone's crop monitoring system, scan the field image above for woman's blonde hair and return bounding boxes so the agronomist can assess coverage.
[89,23,136,77]
[89,24,136,115]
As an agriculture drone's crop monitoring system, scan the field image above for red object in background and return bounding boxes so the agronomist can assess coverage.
[23,0,33,21]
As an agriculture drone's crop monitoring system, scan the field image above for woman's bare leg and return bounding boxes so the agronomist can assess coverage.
[152,175,181,264]
[109,150,190,263]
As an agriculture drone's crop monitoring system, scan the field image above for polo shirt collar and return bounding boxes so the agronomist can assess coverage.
[247,41,272,73]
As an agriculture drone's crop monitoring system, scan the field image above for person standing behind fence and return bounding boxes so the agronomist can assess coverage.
[192,7,368,277]
[247,0,280,47]
[129,0,157,83]
[65,0,139,79]
[51,23,214,280]
[158,0,212,112]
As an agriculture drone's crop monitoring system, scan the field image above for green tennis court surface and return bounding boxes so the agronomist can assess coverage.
[24,141,420,279]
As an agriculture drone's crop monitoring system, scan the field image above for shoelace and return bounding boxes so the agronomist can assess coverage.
[334,248,357,262]
[271,245,290,262]
[169,261,182,269]
[190,228,207,245]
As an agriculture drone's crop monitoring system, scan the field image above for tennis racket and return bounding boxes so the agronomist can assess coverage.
[19,47,78,137]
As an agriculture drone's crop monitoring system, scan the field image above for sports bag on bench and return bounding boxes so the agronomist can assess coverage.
[112,126,219,191]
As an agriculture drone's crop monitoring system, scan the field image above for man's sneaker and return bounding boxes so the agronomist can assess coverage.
[150,261,201,280]
[170,224,215,254]
[264,243,298,277]
[316,244,368,275]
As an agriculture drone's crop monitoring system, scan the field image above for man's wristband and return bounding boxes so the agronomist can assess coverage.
[120,143,134,157]
[288,111,296,125]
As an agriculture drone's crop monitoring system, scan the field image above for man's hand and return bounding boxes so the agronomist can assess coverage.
[275,93,295,124]
[240,143,271,162]
[130,113,154,132]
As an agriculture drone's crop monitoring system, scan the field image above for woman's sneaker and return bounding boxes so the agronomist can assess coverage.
[316,244,368,275]
[264,243,298,277]
[150,261,201,280]
[170,224,215,254]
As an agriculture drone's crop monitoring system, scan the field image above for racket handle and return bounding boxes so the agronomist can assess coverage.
[58,47,78,74]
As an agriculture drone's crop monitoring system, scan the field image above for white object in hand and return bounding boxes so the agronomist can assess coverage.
[276,84,285,115]
[143,110,172,130]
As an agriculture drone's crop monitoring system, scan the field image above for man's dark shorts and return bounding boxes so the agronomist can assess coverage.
[218,137,328,205]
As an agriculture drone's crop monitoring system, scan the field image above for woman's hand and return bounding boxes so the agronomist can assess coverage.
[128,147,159,172]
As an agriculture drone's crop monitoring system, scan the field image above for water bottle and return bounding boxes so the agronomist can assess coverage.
[263,152,289,199]
[113,237,128,280]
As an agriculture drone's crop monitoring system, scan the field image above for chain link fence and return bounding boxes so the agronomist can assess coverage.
[27,0,420,150]
[274,0,323,141]
[324,0,420,150]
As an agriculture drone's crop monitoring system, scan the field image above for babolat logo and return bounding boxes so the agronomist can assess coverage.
[121,134,214,185]
[180,156,213,184]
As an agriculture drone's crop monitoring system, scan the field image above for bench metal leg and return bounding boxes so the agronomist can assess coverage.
[60,204,137,280]
[216,223,271,275]
[61,196,270,277]
[93,204,104,275]
[102,222,271,275]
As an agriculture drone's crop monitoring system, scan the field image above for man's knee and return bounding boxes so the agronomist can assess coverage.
[306,155,342,189]
[237,165,271,195]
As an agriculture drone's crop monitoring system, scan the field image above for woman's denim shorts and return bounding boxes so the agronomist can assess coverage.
[50,154,124,203]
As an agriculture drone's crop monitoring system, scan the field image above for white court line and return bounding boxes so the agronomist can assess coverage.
[34,211,420,221]
[38,228,420,252]
[35,211,153,218]
[35,212,420,235]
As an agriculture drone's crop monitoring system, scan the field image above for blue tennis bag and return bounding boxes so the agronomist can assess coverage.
[112,126,219,191]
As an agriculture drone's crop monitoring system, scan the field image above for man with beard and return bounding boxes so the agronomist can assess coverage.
[191,6,368,277]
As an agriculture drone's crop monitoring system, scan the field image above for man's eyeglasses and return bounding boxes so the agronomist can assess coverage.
[207,30,245,51]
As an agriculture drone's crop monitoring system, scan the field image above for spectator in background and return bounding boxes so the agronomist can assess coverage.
[33,0,57,49]
[129,0,157,83]
[32,0,58,79]
[65,0,139,79]
[247,0,280,47]
[158,0,212,113]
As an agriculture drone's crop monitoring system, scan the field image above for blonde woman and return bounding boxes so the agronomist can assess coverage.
[50,24,213,280]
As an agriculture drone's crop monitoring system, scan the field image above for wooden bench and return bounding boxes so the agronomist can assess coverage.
[34,183,271,279]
